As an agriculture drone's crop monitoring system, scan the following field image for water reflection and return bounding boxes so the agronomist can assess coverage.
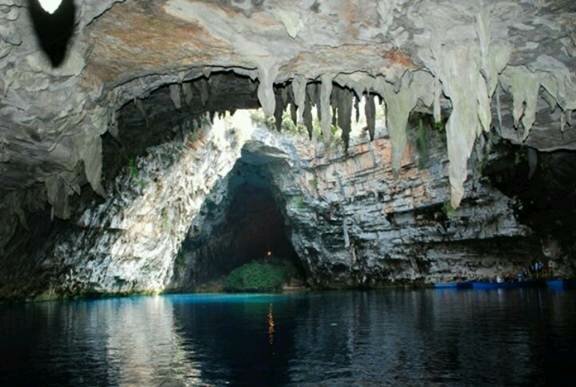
[268,304,276,345]
[1,290,575,385]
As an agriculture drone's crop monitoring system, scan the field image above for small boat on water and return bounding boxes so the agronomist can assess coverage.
[546,279,575,290]
[435,279,574,290]
[470,280,543,290]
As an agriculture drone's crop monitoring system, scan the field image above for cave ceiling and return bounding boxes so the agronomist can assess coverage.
[0,0,575,215]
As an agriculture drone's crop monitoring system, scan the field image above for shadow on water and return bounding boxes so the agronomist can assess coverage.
[27,0,76,67]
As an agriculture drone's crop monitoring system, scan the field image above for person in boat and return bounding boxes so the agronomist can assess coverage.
[529,259,542,279]
[516,270,526,282]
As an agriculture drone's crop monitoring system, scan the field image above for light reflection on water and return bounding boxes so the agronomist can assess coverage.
[1,289,575,386]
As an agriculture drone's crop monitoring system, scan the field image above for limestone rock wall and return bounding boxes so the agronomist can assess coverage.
[268,134,541,287]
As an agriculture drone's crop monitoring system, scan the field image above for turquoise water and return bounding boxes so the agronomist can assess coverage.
[1,289,575,385]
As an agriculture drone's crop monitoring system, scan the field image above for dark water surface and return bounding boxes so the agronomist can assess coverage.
[1,289,575,386]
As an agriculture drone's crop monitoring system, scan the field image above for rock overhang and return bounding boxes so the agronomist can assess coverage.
[0,0,575,223]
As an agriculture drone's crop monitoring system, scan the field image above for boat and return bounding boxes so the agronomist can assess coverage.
[434,282,472,289]
[546,279,575,290]
[471,280,543,290]
[471,281,515,290]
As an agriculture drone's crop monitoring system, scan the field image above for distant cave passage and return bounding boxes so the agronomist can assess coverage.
[178,161,302,289]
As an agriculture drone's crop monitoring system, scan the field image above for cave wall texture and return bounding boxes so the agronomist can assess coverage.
[0,0,575,298]
[2,111,569,299]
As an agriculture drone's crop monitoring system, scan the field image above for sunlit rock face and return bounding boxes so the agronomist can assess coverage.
[7,115,261,298]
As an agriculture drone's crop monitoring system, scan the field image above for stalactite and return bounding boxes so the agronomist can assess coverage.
[336,87,353,151]
[290,102,297,126]
[500,67,540,141]
[196,78,210,107]
[292,75,307,124]
[257,64,279,116]
[169,84,182,110]
[432,46,488,208]
[45,176,71,220]
[412,4,512,208]
[433,76,442,124]
[303,95,314,140]
[306,82,322,122]
[541,89,557,110]
[82,135,104,196]
[496,83,503,135]
[108,111,119,139]
[475,9,510,134]
[532,55,576,112]
[501,58,576,140]
[374,71,434,172]
[354,95,360,123]
[320,74,333,141]
[476,7,510,99]
[274,88,284,131]
[182,82,193,106]
[365,93,376,141]
[134,98,149,127]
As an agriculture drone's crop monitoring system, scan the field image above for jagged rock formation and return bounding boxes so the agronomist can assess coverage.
[1,1,575,217]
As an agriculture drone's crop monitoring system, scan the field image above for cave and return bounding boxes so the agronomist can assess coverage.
[1,1,576,385]
[175,152,304,291]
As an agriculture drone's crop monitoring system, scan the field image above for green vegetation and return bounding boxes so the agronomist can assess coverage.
[442,201,458,219]
[291,195,306,209]
[432,119,446,132]
[161,208,171,231]
[309,175,319,192]
[128,157,146,189]
[128,157,138,178]
[250,110,342,148]
[250,110,304,135]
[224,258,298,293]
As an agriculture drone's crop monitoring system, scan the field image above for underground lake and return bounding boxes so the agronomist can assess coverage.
[1,289,576,386]
[2,0,576,385]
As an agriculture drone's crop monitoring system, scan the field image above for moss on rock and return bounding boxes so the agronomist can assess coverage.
[224,259,298,293]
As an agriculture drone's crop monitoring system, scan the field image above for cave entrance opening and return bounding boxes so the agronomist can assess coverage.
[176,148,306,292]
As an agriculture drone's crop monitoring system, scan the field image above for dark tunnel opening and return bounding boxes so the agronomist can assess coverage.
[221,184,298,267]
[174,153,305,292]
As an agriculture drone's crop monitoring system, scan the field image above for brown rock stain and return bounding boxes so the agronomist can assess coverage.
[85,1,235,84]
[384,49,415,69]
